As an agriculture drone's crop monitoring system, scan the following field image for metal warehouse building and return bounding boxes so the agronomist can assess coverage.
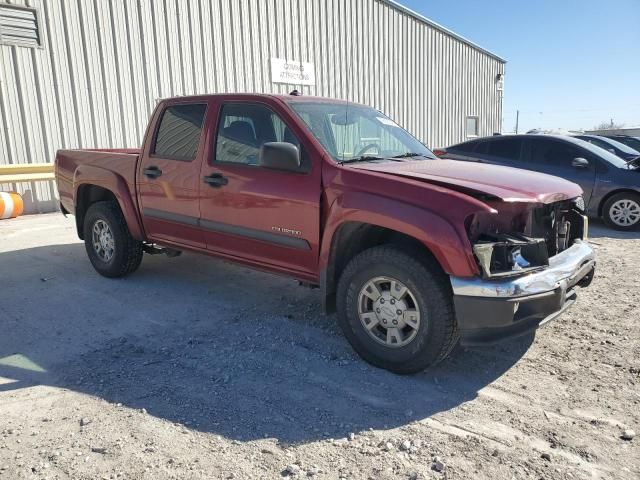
[0,0,505,213]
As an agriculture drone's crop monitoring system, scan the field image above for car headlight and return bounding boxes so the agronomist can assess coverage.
[574,196,585,211]
[473,234,549,278]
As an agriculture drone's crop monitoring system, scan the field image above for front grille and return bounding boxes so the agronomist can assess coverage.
[528,201,586,258]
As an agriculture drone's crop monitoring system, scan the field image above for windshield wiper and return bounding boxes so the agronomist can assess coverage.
[338,155,383,165]
[391,152,426,159]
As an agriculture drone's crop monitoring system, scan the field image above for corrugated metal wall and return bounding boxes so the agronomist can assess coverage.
[0,0,505,213]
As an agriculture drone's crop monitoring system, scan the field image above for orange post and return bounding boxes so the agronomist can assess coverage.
[0,192,24,219]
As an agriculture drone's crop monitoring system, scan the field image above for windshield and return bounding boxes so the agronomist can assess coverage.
[615,136,640,151]
[579,136,640,155]
[570,137,630,168]
[596,136,640,155]
[289,101,435,162]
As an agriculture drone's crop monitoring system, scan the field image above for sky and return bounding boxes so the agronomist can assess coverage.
[399,0,640,133]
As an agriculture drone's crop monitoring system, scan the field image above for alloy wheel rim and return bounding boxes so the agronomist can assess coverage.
[92,219,115,262]
[357,276,421,348]
[610,199,640,227]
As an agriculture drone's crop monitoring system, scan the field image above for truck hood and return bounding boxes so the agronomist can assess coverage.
[350,159,582,204]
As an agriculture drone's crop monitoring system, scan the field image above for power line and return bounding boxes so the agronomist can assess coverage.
[512,105,640,114]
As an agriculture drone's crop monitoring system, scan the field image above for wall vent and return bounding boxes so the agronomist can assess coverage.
[0,4,41,48]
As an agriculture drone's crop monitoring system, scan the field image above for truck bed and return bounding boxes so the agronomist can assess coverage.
[56,148,140,215]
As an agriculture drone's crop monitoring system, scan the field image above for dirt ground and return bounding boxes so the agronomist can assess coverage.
[0,213,638,480]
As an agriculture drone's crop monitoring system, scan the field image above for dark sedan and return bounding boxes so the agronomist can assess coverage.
[574,135,640,162]
[602,135,640,153]
[437,134,640,230]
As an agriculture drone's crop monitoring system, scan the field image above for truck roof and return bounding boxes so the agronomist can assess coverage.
[158,93,354,105]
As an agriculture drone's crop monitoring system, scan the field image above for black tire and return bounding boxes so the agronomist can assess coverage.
[602,192,640,231]
[336,245,458,374]
[83,201,143,278]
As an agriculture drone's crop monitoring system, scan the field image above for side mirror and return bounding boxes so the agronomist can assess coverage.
[572,157,589,169]
[260,142,300,171]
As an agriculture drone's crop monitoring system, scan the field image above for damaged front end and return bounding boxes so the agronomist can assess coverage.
[467,197,588,279]
[451,196,596,346]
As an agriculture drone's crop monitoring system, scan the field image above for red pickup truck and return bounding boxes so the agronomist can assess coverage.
[56,93,596,373]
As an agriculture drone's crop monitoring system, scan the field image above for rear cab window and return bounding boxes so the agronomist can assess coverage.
[152,104,207,161]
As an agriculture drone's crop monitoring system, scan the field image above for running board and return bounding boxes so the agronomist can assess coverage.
[143,244,182,258]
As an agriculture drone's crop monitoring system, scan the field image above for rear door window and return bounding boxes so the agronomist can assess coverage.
[153,104,207,161]
[486,138,523,161]
[475,140,490,155]
[452,140,479,153]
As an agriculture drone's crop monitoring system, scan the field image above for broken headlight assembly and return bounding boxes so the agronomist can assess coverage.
[466,199,588,279]
[473,233,549,279]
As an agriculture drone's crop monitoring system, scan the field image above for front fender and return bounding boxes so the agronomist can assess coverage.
[320,191,486,277]
[74,165,145,241]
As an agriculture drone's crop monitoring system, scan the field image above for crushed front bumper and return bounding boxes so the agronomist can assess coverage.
[450,241,596,346]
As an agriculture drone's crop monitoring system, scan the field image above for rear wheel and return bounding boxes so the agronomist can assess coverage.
[83,201,143,277]
[336,245,458,374]
[603,192,640,231]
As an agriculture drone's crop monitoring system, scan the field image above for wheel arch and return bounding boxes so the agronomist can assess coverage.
[319,192,481,313]
[598,188,640,217]
[321,221,450,313]
[73,165,145,241]
[75,184,118,240]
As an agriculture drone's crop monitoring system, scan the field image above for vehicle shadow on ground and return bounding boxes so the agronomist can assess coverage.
[588,220,640,240]
[0,243,534,444]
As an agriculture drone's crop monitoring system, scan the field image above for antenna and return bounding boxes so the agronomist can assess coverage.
[341,1,355,161]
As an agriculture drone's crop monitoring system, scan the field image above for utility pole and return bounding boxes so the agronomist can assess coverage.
[515,110,519,134]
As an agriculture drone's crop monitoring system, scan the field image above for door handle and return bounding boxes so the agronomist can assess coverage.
[203,173,228,187]
[143,166,163,179]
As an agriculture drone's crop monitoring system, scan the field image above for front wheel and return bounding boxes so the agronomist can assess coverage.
[603,192,640,231]
[336,246,458,374]
[83,201,143,278]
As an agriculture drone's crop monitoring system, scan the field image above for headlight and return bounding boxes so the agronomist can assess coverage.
[473,234,549,278]
[574,196,585,211]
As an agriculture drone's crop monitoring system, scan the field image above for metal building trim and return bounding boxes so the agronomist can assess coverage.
[380,0,506,63]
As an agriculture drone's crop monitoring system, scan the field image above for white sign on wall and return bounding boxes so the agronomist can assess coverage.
[271,58,316,86]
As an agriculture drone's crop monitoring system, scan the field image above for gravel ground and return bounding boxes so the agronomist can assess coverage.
[0,213,638,480]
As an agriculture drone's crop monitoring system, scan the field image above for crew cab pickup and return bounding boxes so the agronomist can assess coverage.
[56,93,596,374]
